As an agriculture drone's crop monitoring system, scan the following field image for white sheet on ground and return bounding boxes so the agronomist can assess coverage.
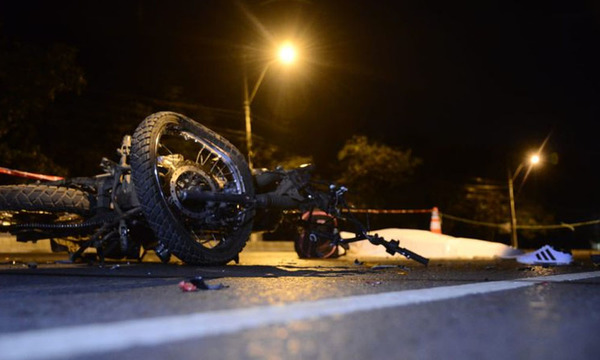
[342,228,523,259]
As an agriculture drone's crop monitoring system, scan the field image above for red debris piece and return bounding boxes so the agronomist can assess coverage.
[178,281,198,292]
[178,276,228,292]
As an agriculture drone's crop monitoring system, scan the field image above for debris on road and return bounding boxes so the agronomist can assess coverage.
[366,281,383,286]
[371,264,411,271]
[178,276,228,292]
[518,266,534,271]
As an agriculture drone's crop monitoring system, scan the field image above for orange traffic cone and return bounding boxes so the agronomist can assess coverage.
[430,207,442,234]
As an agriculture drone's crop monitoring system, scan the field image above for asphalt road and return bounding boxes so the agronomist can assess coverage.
[1,241,599,360]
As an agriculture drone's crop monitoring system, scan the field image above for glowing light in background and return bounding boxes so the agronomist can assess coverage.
[278,43,297,64]
[530,154,540,165]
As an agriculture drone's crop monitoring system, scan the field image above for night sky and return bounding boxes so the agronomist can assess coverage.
[1,1,599,224]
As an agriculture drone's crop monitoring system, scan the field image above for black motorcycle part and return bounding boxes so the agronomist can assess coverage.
[0,185,91,214]
[0,184,95,243]
[0,184,93,234]
[294,210,340,259]
[367,234,430,266]
[130,112,255,265]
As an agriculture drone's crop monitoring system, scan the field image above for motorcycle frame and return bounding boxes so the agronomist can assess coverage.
[1,131,429,266]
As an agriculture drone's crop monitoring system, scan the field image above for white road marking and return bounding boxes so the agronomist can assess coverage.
[1,271,599,360]
[514,271,600,283]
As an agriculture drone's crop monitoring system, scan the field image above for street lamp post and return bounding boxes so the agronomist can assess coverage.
[243,61,271,170]
[507,168,519,248]
[507,154,541,248]
[243,43,297,169]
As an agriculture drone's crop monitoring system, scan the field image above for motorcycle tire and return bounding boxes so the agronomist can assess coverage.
[0,184,91,225]
[130,112,255,265]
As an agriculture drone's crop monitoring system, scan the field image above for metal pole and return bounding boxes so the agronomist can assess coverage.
[242,57,272,170]
[242,56,253,169]
[508,169,518,248]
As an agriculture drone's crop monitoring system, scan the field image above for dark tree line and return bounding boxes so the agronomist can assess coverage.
[0,34,85,178]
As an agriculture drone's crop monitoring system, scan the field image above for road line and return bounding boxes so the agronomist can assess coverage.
[2,271,599,360]
[514,271,600,283]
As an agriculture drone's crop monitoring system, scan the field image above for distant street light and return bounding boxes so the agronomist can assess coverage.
[243,42,298,169]
[278,42,297,64]
[507,154,541,248]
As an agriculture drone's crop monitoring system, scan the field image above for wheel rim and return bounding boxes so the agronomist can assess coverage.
[152,121,250,250]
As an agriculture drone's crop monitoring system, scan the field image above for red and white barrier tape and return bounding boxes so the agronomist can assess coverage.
[0,166,64,182]
[286,208,434,215]
[345,208,433,214]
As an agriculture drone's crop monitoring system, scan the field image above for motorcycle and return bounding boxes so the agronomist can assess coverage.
[0,112,428,266]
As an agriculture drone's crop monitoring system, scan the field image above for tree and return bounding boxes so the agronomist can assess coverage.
[442,178,556,244]
[0,35,86,178]
[251,142,313,171]
[336,135,422,207]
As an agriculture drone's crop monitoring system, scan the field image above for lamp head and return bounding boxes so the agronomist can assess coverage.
[278,42,297,64]
[530,154,540,165]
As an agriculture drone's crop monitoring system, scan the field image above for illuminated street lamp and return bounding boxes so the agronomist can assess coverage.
[507,154,541,248]
[278,42,297,64]
[243,42,297,169]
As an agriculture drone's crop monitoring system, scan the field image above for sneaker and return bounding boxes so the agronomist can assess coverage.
[516,245,572,265]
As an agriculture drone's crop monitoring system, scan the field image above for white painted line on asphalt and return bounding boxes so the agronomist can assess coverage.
[514,271,600,283]
[1,271,599,360]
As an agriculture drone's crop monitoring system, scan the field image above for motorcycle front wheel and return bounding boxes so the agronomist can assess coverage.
[130,112,255,265]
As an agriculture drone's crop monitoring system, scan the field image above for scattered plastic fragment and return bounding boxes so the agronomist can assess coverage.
[354,259,364,265]
[178,276,228,292]
[366,281,383,286]
[371,264,394,270]
[55,260,74,264]
[178,281,197,292]
[516,245,572,266]
[371,264,410,271]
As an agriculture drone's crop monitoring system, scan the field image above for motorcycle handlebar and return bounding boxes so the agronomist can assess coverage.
[396,246,430,266]
[180,189,302,210]
[255,194,301,209]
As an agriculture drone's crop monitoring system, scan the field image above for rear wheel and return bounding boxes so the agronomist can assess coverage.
[0,184,93,248]
[0,185,91,226]
[130,112,254,265]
